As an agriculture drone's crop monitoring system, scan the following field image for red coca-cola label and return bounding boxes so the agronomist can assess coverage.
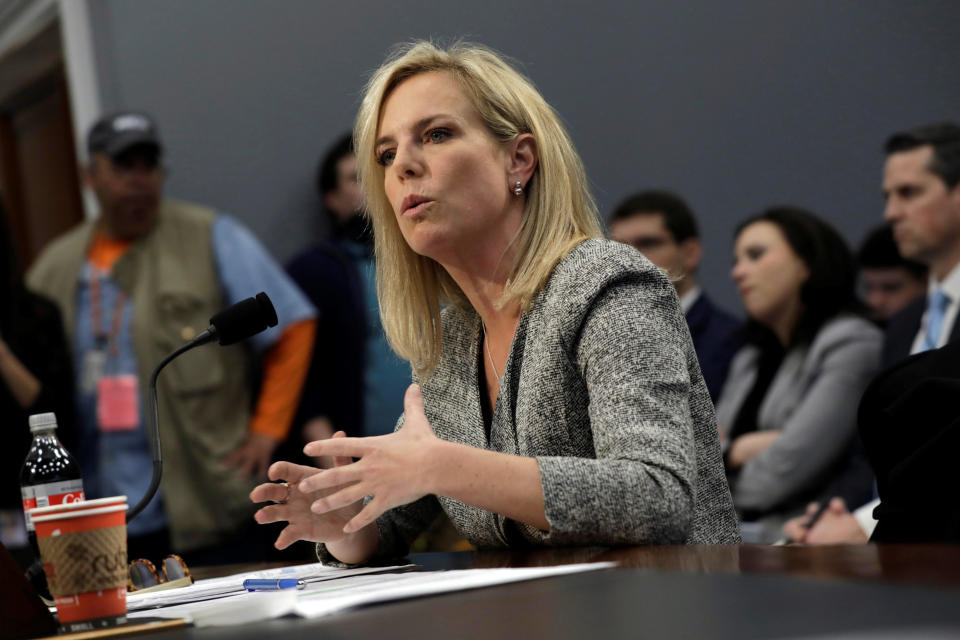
[21,480,85,532]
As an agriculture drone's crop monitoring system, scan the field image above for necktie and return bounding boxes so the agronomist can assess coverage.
[921,288,951,352]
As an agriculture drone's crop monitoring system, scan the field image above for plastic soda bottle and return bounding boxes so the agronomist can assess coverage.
[19,413,85,557]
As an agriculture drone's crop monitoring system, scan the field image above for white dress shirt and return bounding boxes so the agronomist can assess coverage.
[679,285,701,315]
[909,262,960,353]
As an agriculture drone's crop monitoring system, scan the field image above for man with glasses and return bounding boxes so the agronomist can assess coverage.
[609,190,741,401]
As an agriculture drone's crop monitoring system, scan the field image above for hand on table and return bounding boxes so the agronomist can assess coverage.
[783,502,820,543]
[804,497,869,544]
[782,497,869,544]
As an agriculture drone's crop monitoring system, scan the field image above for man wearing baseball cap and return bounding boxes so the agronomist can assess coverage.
[27,111,317,562]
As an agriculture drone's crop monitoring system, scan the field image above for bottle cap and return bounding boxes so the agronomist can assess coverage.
[29,413,59,433]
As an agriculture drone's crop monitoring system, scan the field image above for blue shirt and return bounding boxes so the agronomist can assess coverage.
[74,213,315,536]
[341,240,410,436]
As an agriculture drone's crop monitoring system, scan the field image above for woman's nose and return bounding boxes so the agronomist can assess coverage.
[393,144,424,179]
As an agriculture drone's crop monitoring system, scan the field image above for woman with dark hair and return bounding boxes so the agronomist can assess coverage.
[0,197,75,551]
[715,207,882,542]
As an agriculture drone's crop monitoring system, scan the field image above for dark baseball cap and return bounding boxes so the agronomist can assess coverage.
[87,111,162,158]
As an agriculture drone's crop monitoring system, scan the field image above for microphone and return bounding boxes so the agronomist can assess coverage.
[188,291,279,348]
[127,292,279,523]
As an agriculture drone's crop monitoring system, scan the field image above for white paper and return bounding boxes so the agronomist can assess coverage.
[126,562,412,612]
[127,562,614,625]
[292,563,615,619]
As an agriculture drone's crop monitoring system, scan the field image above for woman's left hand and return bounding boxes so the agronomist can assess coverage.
[727,430,781,468]
[299,384,440,533]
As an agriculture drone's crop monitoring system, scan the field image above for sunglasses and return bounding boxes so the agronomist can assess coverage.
[128,554,192,592]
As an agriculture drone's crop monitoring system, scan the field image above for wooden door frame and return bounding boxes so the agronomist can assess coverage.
[0,0,101,220]
[0,66,85,273]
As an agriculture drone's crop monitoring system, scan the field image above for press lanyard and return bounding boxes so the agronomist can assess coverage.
[89,270,126,357]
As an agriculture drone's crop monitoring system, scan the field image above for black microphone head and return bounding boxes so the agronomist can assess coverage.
[209,292,279,346]
[255,292,279,328]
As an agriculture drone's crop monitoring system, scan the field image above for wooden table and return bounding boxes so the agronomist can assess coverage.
[155,545,960,639]
[410,544,960,588]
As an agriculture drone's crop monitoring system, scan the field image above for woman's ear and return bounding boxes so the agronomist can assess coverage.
[507,133,538,189]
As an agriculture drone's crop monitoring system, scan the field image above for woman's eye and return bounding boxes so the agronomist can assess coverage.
[377,149,396,166]
[746,247,765,261]
[428,128,451,143]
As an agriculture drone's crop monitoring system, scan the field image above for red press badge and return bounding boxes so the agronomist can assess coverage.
[97,374,140,431]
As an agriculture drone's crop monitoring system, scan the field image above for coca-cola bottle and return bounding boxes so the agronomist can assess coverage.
[19,413,85,557]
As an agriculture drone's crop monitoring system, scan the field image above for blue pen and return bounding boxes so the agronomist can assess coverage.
[243,578,306,591]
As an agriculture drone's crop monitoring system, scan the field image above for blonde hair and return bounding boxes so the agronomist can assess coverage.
[355,40,602,377]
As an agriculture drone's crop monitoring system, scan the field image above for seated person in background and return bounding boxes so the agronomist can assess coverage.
[252,40,740,564]
[785,340,960,544]
[0,199,75,554]
[794,225,928,523]
[609,190,741,401]
[856,225,926,326]
[715,207,882,543]
[783,122,960,544]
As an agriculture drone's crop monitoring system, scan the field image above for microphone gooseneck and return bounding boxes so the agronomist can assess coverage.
[126,292,279,523]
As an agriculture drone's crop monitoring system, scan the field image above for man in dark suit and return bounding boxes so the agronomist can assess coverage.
[784,121,960,544]
[880,122,960,366]
[609,190,741,401]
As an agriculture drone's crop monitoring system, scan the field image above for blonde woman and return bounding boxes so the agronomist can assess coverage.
[252,41,739,564]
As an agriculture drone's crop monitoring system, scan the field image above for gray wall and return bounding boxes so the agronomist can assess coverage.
[87,0,960,313]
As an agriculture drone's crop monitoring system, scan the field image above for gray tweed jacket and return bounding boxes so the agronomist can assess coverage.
[321,239,739,561]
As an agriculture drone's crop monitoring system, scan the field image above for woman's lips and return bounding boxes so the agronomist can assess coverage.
[403,200,433,218]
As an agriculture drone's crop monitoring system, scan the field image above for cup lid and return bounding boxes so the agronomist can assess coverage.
[31,504,128,523]
[28,496,127,517]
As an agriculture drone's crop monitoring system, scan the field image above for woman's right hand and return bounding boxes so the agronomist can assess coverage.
[250,431,376,559]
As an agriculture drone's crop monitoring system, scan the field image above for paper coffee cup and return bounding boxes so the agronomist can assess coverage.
[31,504,128,628]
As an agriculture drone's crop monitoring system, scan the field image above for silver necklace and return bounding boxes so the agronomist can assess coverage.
[480,320,504,388]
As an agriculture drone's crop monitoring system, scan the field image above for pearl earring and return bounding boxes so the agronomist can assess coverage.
[513,181,523,196]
